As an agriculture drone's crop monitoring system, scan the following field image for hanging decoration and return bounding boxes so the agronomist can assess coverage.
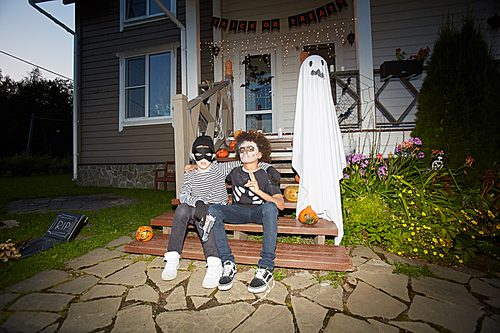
[211,1,348,34]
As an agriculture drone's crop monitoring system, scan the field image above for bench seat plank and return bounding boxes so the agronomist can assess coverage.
[171,198,298,209]
[151,212,338,236]
[124,233,353,271]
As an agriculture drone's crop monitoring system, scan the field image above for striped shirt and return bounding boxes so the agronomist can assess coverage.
[179,161,271,207]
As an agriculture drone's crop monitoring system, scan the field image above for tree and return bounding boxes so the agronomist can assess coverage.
[412,11,500,171]
[0,68,73,157]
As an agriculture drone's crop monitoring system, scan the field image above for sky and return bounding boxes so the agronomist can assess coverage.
[0,0,75,81]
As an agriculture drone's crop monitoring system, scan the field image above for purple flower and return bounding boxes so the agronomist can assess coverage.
[343,173,350,179]
[409,137,422,146]
[416,152,425,159]
[378,166,388,177]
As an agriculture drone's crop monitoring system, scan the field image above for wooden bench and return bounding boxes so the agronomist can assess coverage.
[154,161,175,192]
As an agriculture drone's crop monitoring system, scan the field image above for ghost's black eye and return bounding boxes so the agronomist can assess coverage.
[321,60,324,66]
[309,61,313,67]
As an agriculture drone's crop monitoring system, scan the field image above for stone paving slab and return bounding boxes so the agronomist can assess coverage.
[0,311,61,333]
[412,276,482,307]
[147,268,190,293]
[111,304,156,333]
[81,284,127,300]
[470,278,500,298]
[350,266,410,302]
[408,295,484,333]
[0,293,18,309]
[65,248,124,269]
[265,280,288,305]
[165,285,188,310]
[101,261,148,286]
[233,303,294,333]
[155,303,255,332]
[346,281,407,319]
[427,264,471,283]
[7,269,71,293]
[300,282,343,310]
[292,295,328,333]
[185,267,216,297]
[105,236,133,248]
[190,296,211,309]
[58,297,122,333]
[126,284,159,303]
[49,274,99,294]
[82,258,132,278]
[324,313,396,333]
[8,293,73,312]
[281,271,315,290]
[481,316,500,333]
[214,280,255,304]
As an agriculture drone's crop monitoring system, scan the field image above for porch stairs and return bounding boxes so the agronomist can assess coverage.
[125,135,353,271]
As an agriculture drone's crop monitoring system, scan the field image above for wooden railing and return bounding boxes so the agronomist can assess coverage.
[172,61,234,195]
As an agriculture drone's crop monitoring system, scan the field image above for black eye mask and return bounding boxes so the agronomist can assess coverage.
[193,147,214,161]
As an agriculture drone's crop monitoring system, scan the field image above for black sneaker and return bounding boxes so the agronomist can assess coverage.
[218,260,236,291]
[248,267,274,293]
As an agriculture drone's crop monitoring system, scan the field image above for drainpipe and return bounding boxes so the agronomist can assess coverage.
[151,0,187,96]
[28,0,79,181]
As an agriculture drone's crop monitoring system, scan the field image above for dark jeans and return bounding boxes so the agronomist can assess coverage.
[167,203,218,259]
[209,202,279,270]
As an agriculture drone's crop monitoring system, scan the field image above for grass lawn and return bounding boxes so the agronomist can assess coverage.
[0,173,176,290]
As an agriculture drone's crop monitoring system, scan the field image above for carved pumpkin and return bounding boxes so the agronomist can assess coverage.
[216,149,229,158]
[234,130,243,139]
[298,205,318,225]
[135,226,154,242]
[284,185,299,202]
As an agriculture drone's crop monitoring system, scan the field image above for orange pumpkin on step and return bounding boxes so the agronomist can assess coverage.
[298,205,318,225]
[284,185,299,202]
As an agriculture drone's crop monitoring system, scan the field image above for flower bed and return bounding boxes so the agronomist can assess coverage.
[341,138,500,265]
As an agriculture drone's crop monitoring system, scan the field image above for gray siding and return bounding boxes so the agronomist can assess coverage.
[78,0,216,165]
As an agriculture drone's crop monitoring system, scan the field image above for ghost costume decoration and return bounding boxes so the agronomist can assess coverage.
[292,55,346,245]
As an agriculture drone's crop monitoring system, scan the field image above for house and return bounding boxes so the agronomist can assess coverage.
[41,0,499,189]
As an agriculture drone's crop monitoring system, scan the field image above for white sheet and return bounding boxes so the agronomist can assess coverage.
[292,55,346,245]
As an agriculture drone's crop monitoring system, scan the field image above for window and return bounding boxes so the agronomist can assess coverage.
[118,45,177,131]
[121,0,176,31]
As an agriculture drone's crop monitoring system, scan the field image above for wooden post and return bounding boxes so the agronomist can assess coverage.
[172,94,189,197]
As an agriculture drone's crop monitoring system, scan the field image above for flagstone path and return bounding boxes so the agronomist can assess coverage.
[1,235,500,333]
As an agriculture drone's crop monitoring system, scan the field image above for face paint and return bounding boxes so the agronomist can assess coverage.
[239,141,259,164]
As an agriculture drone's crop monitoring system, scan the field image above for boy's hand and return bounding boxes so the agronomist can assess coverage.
[245,171,260,194]
[185,164,197,172]
[194,200,207,221]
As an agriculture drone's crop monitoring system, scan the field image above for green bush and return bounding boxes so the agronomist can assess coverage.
[412,10,500,171]
[1,154,72,176]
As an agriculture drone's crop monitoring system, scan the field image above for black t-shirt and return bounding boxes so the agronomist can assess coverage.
[227,167,281,208]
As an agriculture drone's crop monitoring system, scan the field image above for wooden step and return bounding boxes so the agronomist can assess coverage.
[171,198,298,209]
[124,233,353,271]
[151,212,338,237]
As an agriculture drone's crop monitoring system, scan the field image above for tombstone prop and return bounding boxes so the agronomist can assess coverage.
[19,211,88,259]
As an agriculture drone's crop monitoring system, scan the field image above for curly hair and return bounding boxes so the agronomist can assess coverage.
[234,130,272,163]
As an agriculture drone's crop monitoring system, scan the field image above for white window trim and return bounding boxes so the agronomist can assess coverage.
[117,44,179,132]
[120,0,177,32]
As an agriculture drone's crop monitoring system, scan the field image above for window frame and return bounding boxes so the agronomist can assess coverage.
[118,44,179,132]
[120,0,177,32]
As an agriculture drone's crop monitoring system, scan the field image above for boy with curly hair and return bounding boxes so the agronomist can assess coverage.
[208,130,284,293]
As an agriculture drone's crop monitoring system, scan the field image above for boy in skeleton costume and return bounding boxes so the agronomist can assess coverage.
[208,130,284,293]
[162,135,274,289]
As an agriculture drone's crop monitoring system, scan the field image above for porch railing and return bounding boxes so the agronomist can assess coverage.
[172,61,234,195]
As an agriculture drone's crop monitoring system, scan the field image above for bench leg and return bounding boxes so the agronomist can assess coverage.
[162,226,172,235]
[233,231,248,240]
[314,235,325,245]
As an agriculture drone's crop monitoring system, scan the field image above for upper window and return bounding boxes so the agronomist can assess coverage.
[121,0,176,31]
[118,45,178,131]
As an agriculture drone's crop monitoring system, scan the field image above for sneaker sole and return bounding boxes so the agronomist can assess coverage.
[218,281,233,291]
[248,284,268,293]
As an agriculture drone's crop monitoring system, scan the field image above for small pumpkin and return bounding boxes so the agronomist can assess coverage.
[294,174,300,183]
[298,205,318,225]
[234,130,243,139]
[135,226,154,242]
[284,185,299,202]
[216,149,229,158]
[229,141,236,148]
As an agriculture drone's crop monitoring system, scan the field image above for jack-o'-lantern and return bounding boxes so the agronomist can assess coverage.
[284,185,299,202]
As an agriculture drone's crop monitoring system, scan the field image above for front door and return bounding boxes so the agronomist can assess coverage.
[240,53,275,133]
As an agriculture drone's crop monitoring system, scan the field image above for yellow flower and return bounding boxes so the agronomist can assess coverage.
[397,252,402,255]
[455,255,460,259]
[411,232,415,236]
[422,212,427,216]
[439,253,444,258]
[424,250,428,254]
[479,231,485,235]
[408,190,412,194]
[416,193,420,197]
[410,201,415,205]
[496,225,500,230]
[408,238,412,241]
[433,252,437,255]
[413,248,418,252]
[433,238,438,243]
[463,228,467,231]
[402,224,407,227]
[488,210,495,219]
[472,220,478,225]
[459,260,463,263]
[472,235,475,239]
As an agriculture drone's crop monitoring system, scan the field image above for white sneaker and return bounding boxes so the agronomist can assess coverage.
[202,257,223,288]
[161,251,180,281]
